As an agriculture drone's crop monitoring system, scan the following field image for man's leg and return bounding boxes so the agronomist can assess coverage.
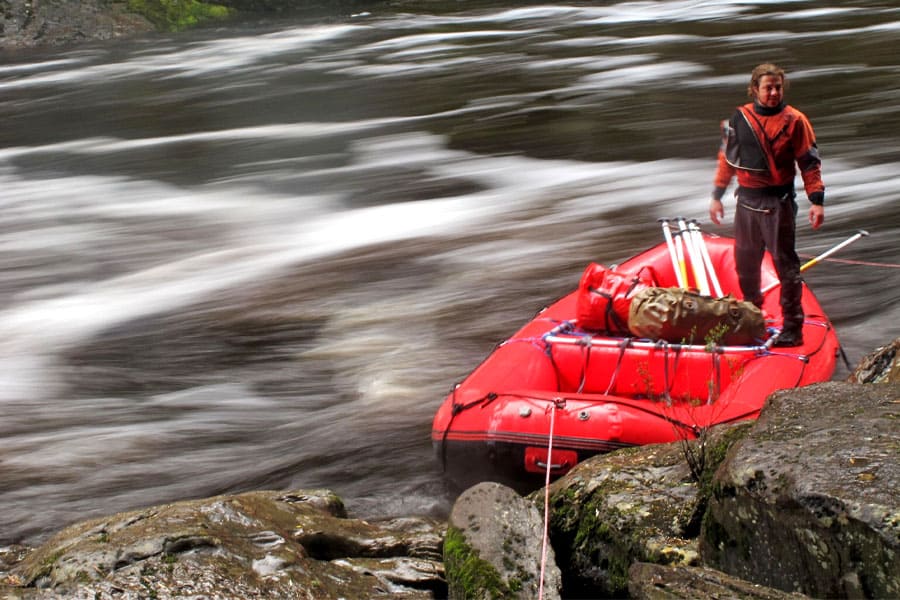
[765,198,804,343]
[734,200,766,307]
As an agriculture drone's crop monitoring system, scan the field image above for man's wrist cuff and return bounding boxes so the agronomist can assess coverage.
[712,187,726,201]
[809,191,824,206]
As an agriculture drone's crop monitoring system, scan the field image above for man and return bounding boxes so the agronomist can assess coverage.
[710,63,825,347]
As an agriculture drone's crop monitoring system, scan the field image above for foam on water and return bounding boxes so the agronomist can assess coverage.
[0,24,365,91]
[0,121,721,411]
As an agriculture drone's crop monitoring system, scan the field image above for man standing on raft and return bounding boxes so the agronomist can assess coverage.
[710,63,825,347]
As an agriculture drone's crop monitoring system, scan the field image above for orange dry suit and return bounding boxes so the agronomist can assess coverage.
[713,101,824,204]
[711,101,825,334]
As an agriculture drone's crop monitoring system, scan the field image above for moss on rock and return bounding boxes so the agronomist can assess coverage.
[127,0,233,31]
[543,425,752,597]
[444,525,516,600]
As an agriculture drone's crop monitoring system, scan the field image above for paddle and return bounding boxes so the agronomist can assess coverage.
[677,217,711,296]
[658,218,687,288]
[690,220,724,297]
[761,229,870,293]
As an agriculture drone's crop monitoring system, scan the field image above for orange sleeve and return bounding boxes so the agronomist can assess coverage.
[712,121,735,200]
[792,111,825,204]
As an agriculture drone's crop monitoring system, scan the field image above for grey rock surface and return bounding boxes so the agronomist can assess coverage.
[628,562,810,599]
[2,488,445,599]
[701,381,900,598]
[1,0,152,50]
[447,481,561,600]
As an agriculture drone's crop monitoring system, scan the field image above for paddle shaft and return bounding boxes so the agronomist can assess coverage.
[761,230,869,293]
[659,219,687,288]
[678,217,710,296]
[674,230,688,289]
[690,220,724,297]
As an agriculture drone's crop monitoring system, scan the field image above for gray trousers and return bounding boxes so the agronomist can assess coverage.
[734,190,804,331]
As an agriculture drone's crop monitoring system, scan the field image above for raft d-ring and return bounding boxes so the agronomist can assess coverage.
[552,397,567,410]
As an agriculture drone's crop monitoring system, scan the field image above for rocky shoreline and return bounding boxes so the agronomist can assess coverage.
[1,339,897,598]
[0,0,380,51]
[0,1,154,51]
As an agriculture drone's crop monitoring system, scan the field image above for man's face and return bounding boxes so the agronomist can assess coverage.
[755,74,784,108]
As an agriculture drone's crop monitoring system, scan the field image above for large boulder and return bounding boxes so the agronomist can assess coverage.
[445,482,561,600]
[701,381,900,598]
[2,488,445,599]
[544,424,750,598]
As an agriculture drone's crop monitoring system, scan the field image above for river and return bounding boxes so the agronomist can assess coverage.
[2,1,899,546]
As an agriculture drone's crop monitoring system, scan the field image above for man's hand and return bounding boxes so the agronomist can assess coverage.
[709,198,725,225]
[809,204,824,229]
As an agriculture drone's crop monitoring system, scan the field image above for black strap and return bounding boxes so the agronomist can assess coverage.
[441,390,498,472]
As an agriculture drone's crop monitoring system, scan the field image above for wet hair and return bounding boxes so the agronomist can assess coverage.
[748,63,787,98]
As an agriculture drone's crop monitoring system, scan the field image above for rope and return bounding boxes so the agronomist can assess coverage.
[440,388,497,471]
[605,338,632,395]
[539,398,563,600]
[708,350,721,404]
[657,340,672,405]
[838,345,854,371]
[577,336,591,394]
[663,341,683,405]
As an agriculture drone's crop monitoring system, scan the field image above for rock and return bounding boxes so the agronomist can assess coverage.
[335,556,446,596]
[848,337,900,383]
[0,0,153,50]
[5,341,900,599]
[628,562,810,599]
[3,488,445,599]
[445,482,561,600]
[701,381,900,598]
[293,513,443,561]
[544,423,750,598]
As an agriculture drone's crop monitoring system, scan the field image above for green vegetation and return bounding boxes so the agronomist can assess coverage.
[704,322,731,351]
[127,0,234,31]
[547,468,649,597]
[444,526,518,599]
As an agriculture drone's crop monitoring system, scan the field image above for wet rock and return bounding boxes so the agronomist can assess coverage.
[3,488,445,599]
[701,381,900,598]
[628,562,810,599]
[445,481,561,600]
[336,556,446,596]
[0,545,30,589]
[0,0,153,50]
[293,513,443,561]
[848,337,900,383]
[543,424,750,598]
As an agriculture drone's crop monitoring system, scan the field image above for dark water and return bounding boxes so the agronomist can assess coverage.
[2,2,899,546]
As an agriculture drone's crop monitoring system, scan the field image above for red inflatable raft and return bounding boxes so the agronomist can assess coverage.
[432,232,840,492]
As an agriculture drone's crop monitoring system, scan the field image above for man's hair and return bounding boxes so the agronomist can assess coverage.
[747,63,788,98]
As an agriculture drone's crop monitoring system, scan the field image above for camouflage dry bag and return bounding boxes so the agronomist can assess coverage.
[627,287,766,346]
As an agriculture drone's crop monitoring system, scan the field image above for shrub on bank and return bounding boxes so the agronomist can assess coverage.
[127,0,233,31]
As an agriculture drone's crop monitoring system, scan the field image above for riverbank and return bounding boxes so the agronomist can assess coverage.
[2,339,897,598]
[0,0,382,50]
[0,1,154,50]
